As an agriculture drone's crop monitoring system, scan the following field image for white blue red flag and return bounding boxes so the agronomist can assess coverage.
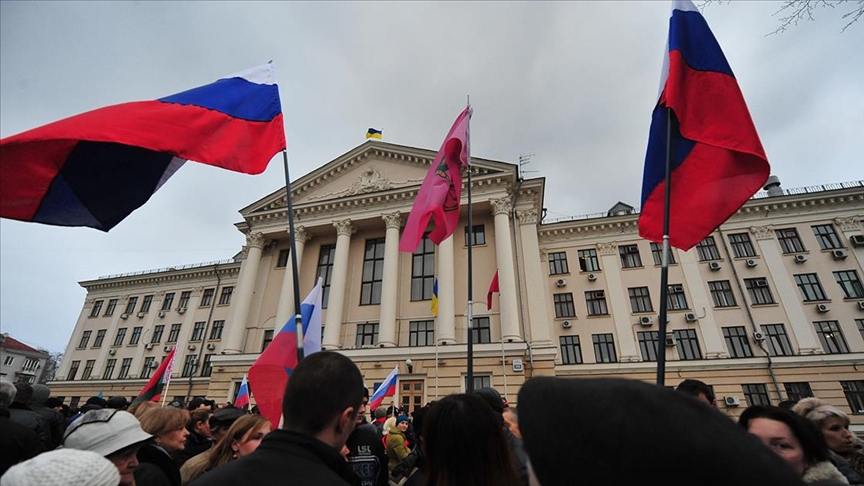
[234,374,251,409]
[299,277,324,355]
[370,366,399,411]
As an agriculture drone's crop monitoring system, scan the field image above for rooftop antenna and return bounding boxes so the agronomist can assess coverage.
[518,153,537,180]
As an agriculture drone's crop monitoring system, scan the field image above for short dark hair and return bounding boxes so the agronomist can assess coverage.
[676,379,714,402]
[13,383,33,404]
[738,405,830,464]
[281,351,364,435]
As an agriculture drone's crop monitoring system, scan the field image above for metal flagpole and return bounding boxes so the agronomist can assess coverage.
[281,150,305,361]
[465,98,474,393]
[656,107,673,387]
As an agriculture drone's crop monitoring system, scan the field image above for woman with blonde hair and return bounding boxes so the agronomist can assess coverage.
[180,414,271,484]
[135,406,189,486]
[793,397,864,484]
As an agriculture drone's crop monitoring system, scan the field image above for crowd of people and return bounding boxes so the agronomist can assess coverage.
[1,361,862,486]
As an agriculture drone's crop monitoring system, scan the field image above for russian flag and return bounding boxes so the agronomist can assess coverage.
[0,63,286,232]
[639,1,769,251]
[299,277,324,356]
[234,374,251,409]
[369,366,399,411]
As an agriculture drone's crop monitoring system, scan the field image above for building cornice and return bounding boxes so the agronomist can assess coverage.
[81,264,240,291]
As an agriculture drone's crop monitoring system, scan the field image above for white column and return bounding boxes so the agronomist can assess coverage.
[677,249,726,358]
[491,197,521,342]
[322,220,355,349]
[596,243,641,361]
[275,226,310,330]
[437,235,456,344]
[223,232,266,354]
[517,209,551,345]
[378,212,402,347]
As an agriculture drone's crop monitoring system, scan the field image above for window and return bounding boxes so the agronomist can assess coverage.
[471,317,491,344]
[722,326,753,358]
[105,299,117,316]
[628,287,653,313]
[465,375,492,391]
[696,237,721,261]
[22,357,38,372]
[708,281,737,308]
[553,293,576,318]
[784,382,813,403]
[355,323,380,348]
[167,324,182,343]
[210,320,224,340]
[585,291,608,316]
[578,249,600,272]
[200,288,215,307]
[559,336,583,364]
[637,331,660,362]
[834,270,864,299]
[464,225,486,246]
[840,380,864,414]
[673,329,702,360]
[2,356,13,366]
[218,287,234,305]
[794,274,827,302]
[81,360,95,380]
[151,325,164,344]
[411,235,435,301]
[201,354,215,377]
[124,297,138,315]
[666,284,689,310]
[68,361,80,380]
[104,359,118,380]
[776,228,806,253]
[858,319,864,341]
[94,329,106,347]
[812,224,842,250]
[191,322,206,341]
[814,320,849,354]
[162,292,175,311]
[650,242,676,265]
[129,327,142,345]
[262,330,274,352]
[729,233,756,258]
[548,252,569,275]
[140,295,153,313]
[409,320,435,347]
[761,324,794,357]
[140,357,155,379]
[113,328,127,346]
[178,291,191,310]
[317,245,336,309]
[745,278,775,305]
[619,244,642,268]
[360,238,385,305]
[118,358,132,379]
[592,334,617,363]
[743,383,771,406]
[78,331,92,348]
[276,249,290,268]
[181,355,197,377]
[90,300,104,318]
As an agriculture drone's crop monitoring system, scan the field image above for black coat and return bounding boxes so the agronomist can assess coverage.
[0,408,42,477]
[346,423,388,486]
[7,402,51,453]
[135,443,182,486]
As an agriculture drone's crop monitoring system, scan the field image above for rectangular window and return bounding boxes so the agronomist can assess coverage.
[140,295,153,313]
[834,270,864,299]
[200,289,215,307]
[559,335,583,364]
[465,375,492,392]
[729,233,756,258]
[81,360,95,380]
[201,354,215,377]
[167,324,182,343]
[355,323,380,348]
[210,320,224,340]
[553,293,576,318]
[411,235,435,301]
[103,359,117,380]
[472,317,492,344]
[592,334,617,363]
[794,273,827,301]
[181,355,197,377]
[784,382,814,403]
[464,225,486,246]
[124,297,138,315]
[814,320,849,354]
[548,251,569,275]
[140,357,155,379]
[708,280,737,308]
[68,361,80,380]
[840,380,864,414]
[218,287,234,305]
[22,357,39,372]
[637,331,659,362]
[619,244,642,268]
[578,249,600,272]
[650,242,676,266]
[89,300,104,318]
[776,228,806,253]
[317,244,336,309]
[262,330,274,352]
[761,324,794,357]
[858,318,864,341]
[161,293,175,311]
[191,322,206,341]
[673,329,702,360]
[129,327,142,345]
[696,237,721,261]
[113,328,127,346]
[585,291,609,316]
[628,287,653,313]
[409,320,435,347]
[360,238,385,305]
[178,291,191,310]
[666,284,689,310]
[94,329,106,347]
[151,325,165,344]
[78,331,92,348]
[118,358,132,379]
[722,326,753,358]
[812,224,842,250]
[743,383,772,406]
[276,249,290,268]
[745,278,776,305]
[105,299,117,316]
[3,356,13,366]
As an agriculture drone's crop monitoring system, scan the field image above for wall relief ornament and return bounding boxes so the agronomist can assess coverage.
[307,166,422,201]
[749,225,774,241]
[596,242,618,256]
[834,216,861,232]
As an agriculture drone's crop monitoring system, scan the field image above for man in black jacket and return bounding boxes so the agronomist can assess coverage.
[0,381,41,476]
[346,388,388,486]
[191,351,364,486]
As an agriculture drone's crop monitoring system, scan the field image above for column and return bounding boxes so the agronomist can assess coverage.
[223,232,266,354]
[378,212,402,347]
[517,209,551,345]
[491,197,521,342]
[596,243,640,361]
[437,235,456,344]
[275,226,311,330]
[677,249,726,358]
[322,220,355,349]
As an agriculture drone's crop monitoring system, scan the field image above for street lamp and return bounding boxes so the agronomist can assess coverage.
[405,358,413,374]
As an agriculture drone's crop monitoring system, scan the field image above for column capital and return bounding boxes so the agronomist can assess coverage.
[516,208,539,225]
[490,196,512,216]
[333,219,356,237]
[749,225,774,241]
[292,226,311,244]
[539,247,548,261]
[596,242,617,256]
[192,286,204,296]
[834,216,861,232]
[85,298,96,307]
[155,290,165,298]
[381,211,402,230]
[246,231,267,249]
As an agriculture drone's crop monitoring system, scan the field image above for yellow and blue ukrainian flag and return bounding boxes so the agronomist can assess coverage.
[431,277,439,317]
[366,128,382,140]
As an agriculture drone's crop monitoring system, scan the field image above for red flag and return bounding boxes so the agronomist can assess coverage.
[487,270,499,311]
[399,106,472,253]
[131,346,176,405]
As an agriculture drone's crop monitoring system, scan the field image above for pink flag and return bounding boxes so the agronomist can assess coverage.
[399,106,473,253]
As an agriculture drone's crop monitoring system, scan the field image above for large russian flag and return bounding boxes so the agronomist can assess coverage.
[0,63,286,231]
[369,365,399,411]
[639,1,769,251]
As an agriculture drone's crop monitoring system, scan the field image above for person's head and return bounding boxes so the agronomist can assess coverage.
[0,380,17,409]
[675,379,716,407]
[187,409,213,438]
[357,387,370,425]
[128,400,158,418]
[397,414,410,433]
[281,351,364,450]
[137,406,190,452]
[209,406,245,442]
[46,397,64,412]
[187,397,216,412]
[738,405,830,477]
[61,409,153,486]
[206,414,272,470]
[30,384,50,406]
[106,396,129,410]
[422,393,521,486]
[792,397,857,455]
[1,449,120,486]
[503,406,521,440]
[472,387,506,415]
[13,383,33,405]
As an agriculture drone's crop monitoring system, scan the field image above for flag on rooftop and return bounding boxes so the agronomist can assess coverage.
[366,128,382,140]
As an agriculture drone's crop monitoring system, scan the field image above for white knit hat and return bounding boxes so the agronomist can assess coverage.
[0,449,120,486]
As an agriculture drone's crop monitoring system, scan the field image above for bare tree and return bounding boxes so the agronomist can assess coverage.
[38,350,62,384]
[700,0,864,33]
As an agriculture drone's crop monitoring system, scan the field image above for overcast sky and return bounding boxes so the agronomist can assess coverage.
[1,1,862,353]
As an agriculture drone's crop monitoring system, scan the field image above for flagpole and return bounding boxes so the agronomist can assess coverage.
[281,150,305,361]
[465,99,474,393]
[656,107,673,387]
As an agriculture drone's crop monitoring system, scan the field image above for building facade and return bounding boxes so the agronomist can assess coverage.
[50,141,864,430]
[0,333,50,384]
